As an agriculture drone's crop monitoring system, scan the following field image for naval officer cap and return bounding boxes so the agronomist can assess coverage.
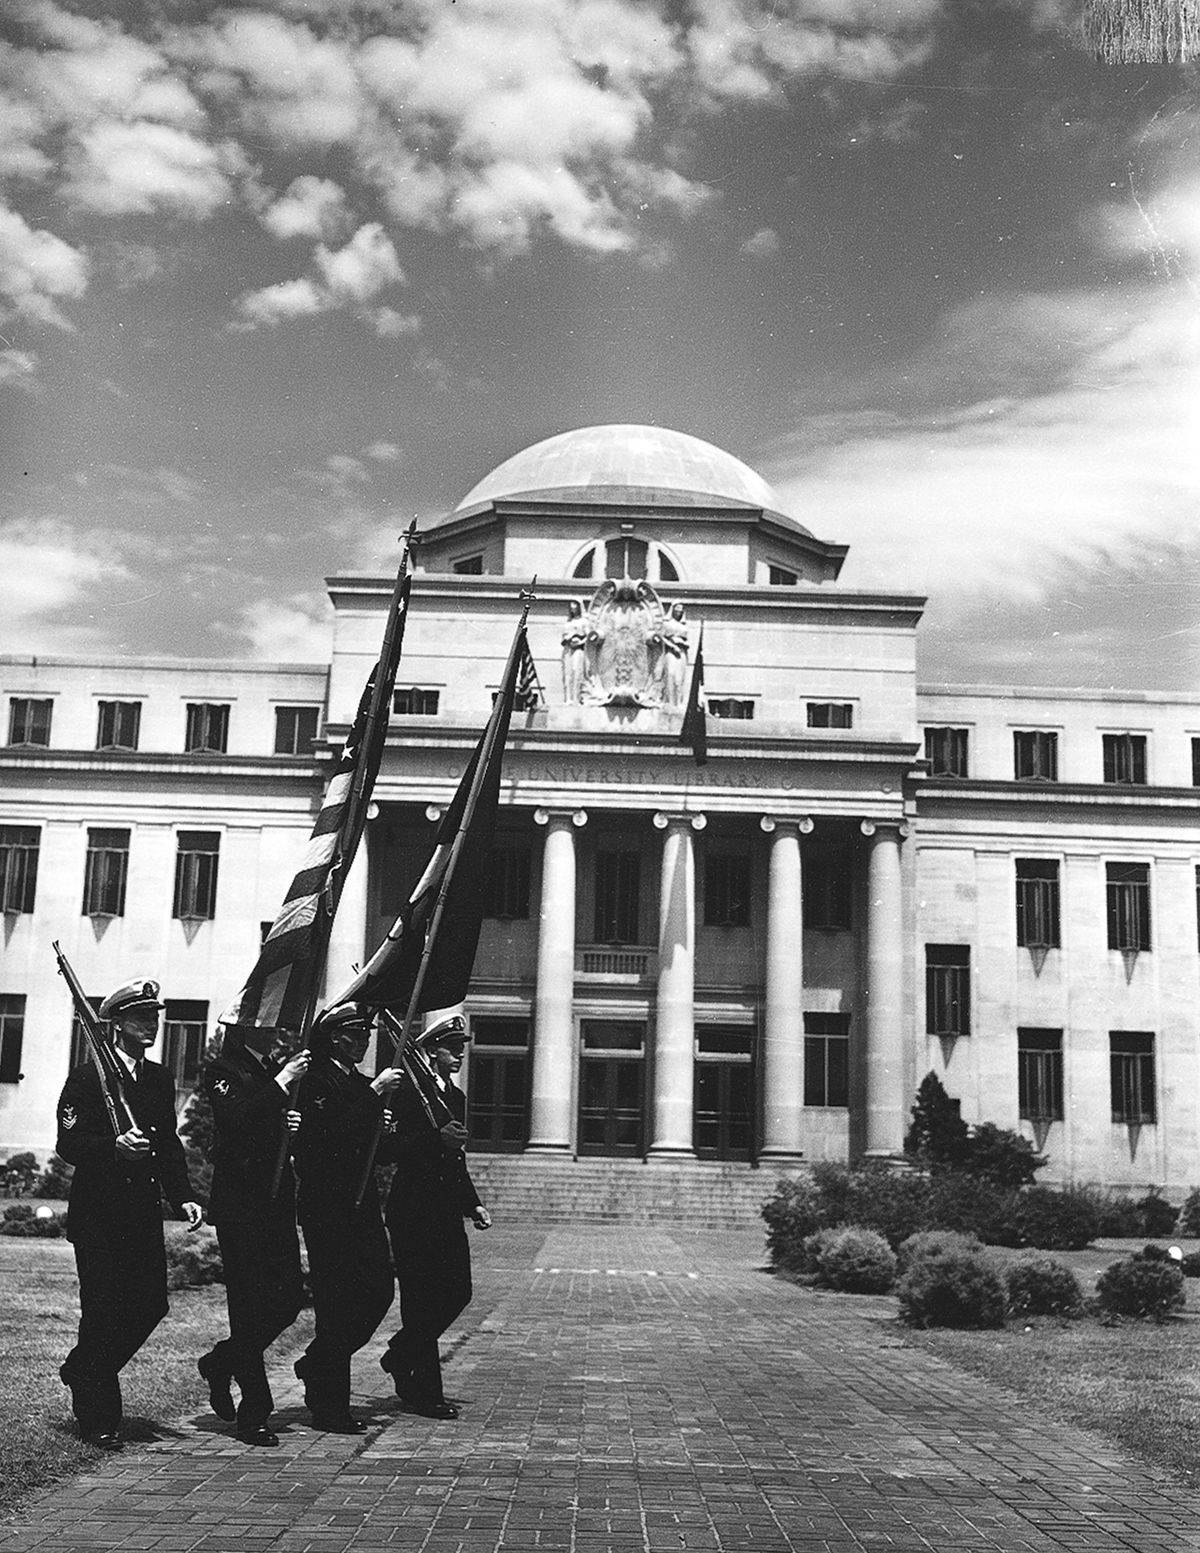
[313,1002,373,1033]
[415,1012,468,1051]
[99,978,164,1021]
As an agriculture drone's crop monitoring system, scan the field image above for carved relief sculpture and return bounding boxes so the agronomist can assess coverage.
[560,599,588,704]
[580,578,666,706]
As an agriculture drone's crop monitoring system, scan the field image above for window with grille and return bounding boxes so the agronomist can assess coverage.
[1018,1028,1063,1121]
[768,564,798,586]
[69,994,103,1070]
[392,687,440,716]
[1110,1031,1155,1123]
[0,995,25,1084]
[605,536,648,578]
[1015,858,1060,948]
[1106,862,1150,951]
[807,702,853,729]
[483,845,531,919]
[804,1013,849,1107]
[173,831,219,921]
[8,698,52,747]
[803,847,852,931]
[707,698,754,720]
[1014,730,1058,781]
[926,944,970,1036]
[83,828,130,918]
[185,703,229,754]
[163,1001,208,1091]
[594,849,640,944]
[95,700,141,752]
[704,852,750,927]
[0,826,39,914]
[1102,733,1147,785]
[924,727,969,779]
[273,705,320,755]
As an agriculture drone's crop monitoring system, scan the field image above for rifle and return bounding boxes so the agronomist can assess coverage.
[379,1009,457,1133]
[52,940,137,1139]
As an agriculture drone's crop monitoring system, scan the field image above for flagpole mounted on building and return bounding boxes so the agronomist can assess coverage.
[1081,0,1198,62]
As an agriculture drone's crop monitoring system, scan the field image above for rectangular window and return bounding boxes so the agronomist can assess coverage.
[273,705,320,755]
[1102,733,1147,785]
[926,944,970,1037]
[0,826,40,914]
[96,700,141,752]
[393,687,440,716]
[704,852,751,927]
[1018,1028,1063,1121]
[803,1013,849,1108]
[1015,858,1060,949]
[185,703,229,754]
[0,995,25,1084]
[483,844,531,919]
[707,698,755,720]
[1014,730,1058,782]
[767,564,798,586]
[1110,1031,1156,1123]
[1106,862,1151,951]
[69,995,102,1070]
[8,697,52,747]
[594,849,641,944]
[173,831,220,921]
[1196,865,1200,953]
[807,702,853,729]
[1193,737,1200,787]
[803,847,852,931]
[452,555,484,574]
[162,1000,208,1092]
[83,828,130,918]
[924,727,969,779]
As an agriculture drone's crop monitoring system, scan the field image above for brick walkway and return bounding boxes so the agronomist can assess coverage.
[3,1224,1199,1553]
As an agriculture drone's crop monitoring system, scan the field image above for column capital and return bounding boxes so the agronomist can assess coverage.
[534,807,588,827]
[759,815,814,835]
[860,818,909,840]
[653,811,706,831]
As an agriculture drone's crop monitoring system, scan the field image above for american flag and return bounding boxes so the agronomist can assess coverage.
[514,634,544,710]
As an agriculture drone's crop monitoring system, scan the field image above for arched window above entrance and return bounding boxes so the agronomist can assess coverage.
[569,537,681,583]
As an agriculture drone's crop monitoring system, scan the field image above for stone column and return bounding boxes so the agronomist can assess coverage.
[650,812,705,1155]
[759,816,812,1161]
[861,819,908,1158]
[527,808,587,1151]
[322,829,371,1007]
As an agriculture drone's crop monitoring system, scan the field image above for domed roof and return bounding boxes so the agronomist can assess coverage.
[454,423,806,530]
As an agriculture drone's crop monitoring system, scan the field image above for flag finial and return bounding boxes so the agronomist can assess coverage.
[519,577,537,626]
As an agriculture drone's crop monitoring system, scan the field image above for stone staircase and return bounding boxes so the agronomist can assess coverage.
[464,1153,798,1229]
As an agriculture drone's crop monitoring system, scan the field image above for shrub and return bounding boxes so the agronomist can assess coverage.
[1011,1186,1098,1250]
[165,1230,223,1290]
[926,1172,1020,1245]
[842,1166,931,1249]
[0,1203,66,1238]
[801,1226,844,1274]
[1179,1251,1200,1279]
[1095,1255,1185,1320]
[812,1226,897,1293]
[1093,1193,1143,1238]
[34,1153,73,1199]
[762,1176,825,1270]
[1177,1187,1200,1237]
[905,1073,970,1168]
[0,1152,42,1198]
[964,1123,1045,1190]
[1004,1256,1083,1318]
[897,1228,982,1274]
[897,1248,1006,1329]
[1136,1191,1178,1237]
[177,1089,214,1209]
[1137,1243,1172,1263]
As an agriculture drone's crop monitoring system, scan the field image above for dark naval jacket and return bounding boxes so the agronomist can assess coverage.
[386,1075,481,1228]
[292,1057,395,1219]
[203,1035,295,1223]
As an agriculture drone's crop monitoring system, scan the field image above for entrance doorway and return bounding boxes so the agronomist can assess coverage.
[693,1026,755,1160]
[579,1020,645,1156]
[466,1018,529,1150]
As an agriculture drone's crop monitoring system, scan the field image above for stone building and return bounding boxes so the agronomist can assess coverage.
[3,425,1199,1211]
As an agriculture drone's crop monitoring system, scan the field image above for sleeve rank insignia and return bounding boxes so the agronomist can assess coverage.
[213,1078,231,1095]
[60,1104,77,1130]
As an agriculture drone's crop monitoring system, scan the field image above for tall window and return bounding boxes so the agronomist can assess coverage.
[273,705,320,755]
[393,688,440,716]
[803,1012,849,1107]
[703,852,750,927]
[185,703,229,754]
[1015,859,1060,949]
[0,826,39,914]
[1014,730,1058,781]
[1106,862,1151,951]
[1103,733,1147,785]
[925,727,969,779]
[1018,1028,1063,1121]
[0,995,25,1084]
[96,700,141,752]
[1192,737,1200,787]
[483,844,531,919]
[1110,1031,1156,1123]
[8,697,52,747]
[604,536,648,578]
[807,702,853,729]
[83,828,130,918]
[163,1001,208,1091]
[173,831,219,921]
[926,945,970,1037]
[594,849,640,944]
[803,847,852,931]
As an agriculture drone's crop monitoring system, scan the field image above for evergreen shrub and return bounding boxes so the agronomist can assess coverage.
[1179,1251,1200,1278]
[896,1228,981,1273]
[925,1172,1019,1245]
[1136,1191,1178,1237]
[1004,1256,1083,1317]
[812,1226,897,1293]
[1177,1187,1200,1237]
[800,1226,844,1274]
[1095,1255,1185,1320]
[0,1153,42,1197]
[166,1230,224,1289]
[762,1177,824,1270]
[1011,1185,1098,1250]
[897,1248,1006,1329]
[0,1203,66,1237]
[34,1153,73,1199]
[1093,1193,1144,1238]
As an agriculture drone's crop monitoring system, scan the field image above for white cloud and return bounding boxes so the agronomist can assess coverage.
[0,518,131,652]
[62,120,237,217]
[741,226,780,258]
[364,442,403,463]
[368,306,421,338]
[0,206,89,329]
[234,590,333,661]
[235,276,325,328]
[261,175,350,240]
[234,223,405,328]
[0,347,38,389]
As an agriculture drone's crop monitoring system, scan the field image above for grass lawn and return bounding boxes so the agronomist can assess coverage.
[0,1225,313,1519]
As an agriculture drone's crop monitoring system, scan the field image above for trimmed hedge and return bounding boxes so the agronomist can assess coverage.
[165,1230,224,1290]
[1004,1256,1083,1318]
[897,1248,1006,1329]
[1096,1254,1185,1320]
[0,1203,67,1238]
[812,1227,896,1293]
[896,1229,982,1273]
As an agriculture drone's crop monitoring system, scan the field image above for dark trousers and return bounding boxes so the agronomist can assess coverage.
[298,1201,393,1418]
[385,1213,471,1406]
[63,1227,168,1434]
[203,1215,304,1428]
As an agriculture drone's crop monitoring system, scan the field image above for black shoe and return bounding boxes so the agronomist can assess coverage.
[236,1425,279,1448]
[197,1354,236,1422]
[309,1413,367,1434]
[402,1399,459,1420]
[84,1430,122,1451]
[380,1349,414,1400]
[293,1357,313,1409]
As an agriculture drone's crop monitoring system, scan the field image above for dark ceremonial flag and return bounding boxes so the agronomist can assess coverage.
[680,624,708,767]
[1082,0,1198,61]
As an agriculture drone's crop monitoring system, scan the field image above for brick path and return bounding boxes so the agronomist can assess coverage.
[3,1224,1199,1553]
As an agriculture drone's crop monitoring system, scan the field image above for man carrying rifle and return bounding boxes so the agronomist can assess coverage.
[195,1026,310,1447]
[56,977,202,1449]
[379,1012,491,1420]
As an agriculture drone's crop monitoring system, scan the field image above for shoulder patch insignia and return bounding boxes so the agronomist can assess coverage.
[312,1095,325,1109]
[213,1078,231,1096]
[60,1104,77,1130]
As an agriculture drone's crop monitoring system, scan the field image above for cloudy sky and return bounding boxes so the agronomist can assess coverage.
[1,0,1197,689]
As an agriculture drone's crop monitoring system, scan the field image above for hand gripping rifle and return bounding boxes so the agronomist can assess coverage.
[52,940,137,1138]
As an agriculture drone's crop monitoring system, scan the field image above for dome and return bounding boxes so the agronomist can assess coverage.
[454,423,806,531]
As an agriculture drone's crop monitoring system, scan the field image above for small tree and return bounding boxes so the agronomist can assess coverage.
[966,1123,1045,1190]
[905,1073,969,1167]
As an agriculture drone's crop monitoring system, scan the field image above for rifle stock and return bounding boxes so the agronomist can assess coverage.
[52,940,137,1138]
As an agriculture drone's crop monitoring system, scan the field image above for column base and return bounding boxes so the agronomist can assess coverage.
[756,1149,806,1168]
[860,1149,914,1172]
[647,1145,696,1160]
[523,1142,573,1155]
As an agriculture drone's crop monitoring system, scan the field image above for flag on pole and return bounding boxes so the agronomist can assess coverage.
[514,633,545,710]
[220,544,414,1032]
[1082,0,1198,62]
[330,615,527,1017]
[680,624,708,767]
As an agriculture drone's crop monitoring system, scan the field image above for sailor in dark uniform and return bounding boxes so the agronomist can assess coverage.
[195,1025,310,1446]
[56,978,203,1449]
[291,1004,403,1433]
[380,1013,491,1420]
